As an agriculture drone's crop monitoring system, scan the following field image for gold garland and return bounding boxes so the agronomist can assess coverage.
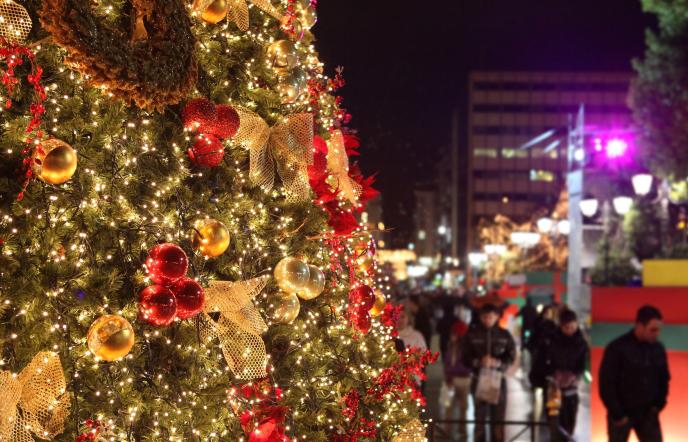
[327,130,362,205]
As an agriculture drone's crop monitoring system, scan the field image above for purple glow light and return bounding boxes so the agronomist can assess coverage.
[605,138,628,159]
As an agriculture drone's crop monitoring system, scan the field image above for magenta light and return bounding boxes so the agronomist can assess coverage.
[605,138,628,159]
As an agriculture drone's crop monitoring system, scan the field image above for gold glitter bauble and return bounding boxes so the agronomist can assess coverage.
[295,0,317,29]
[272,291,300,324]
[192,218,230,258]
[369,290,386,317]
[266,40,297,74]
[274,257,310,293]
[297,265,325,300]
[87,315,135,362]
[33,139,77,185]
[199,0,227,24]
[276,68,307,104]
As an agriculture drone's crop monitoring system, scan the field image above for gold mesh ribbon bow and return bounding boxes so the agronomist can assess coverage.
[192,0,284,31]
[327,130,362,205]
[0,352,70,442]
[392,419,426,442]
[234,108,314,203]
[198,276,270,380]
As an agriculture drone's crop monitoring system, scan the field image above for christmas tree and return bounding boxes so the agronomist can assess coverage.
[0,1,433,440]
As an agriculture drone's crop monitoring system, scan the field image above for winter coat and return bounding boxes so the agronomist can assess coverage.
[530,328,588,388]
[460,323,516,375]
[599,331,670,420]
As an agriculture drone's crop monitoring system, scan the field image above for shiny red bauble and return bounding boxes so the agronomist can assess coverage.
[183,98,216,132]
[349,285,375,310]
[169,277,205,319]
[351,310,372,334]
[139,285,178,327]
[212,104,240,139]
[187,134,225,168]
[146,243,188,285]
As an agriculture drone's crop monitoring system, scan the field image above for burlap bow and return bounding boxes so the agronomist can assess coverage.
[234,108,314,203]
[192,0,283,31]
[327,130,362,205]
[0,352,70,442]
[198,276,270,380]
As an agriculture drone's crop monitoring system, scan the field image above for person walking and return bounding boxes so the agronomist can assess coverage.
[461,303,516,442]
[531,309,588,441]
[437,301,459,358]
[397,309,427,351]
[599,305,670,442]
[408,295,433,349]
[443,320,471,440]
[517,296,538,350]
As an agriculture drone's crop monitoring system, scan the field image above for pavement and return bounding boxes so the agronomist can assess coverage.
[423,335,591,442]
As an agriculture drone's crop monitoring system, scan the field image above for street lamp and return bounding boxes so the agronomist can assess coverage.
[632,173,653,196]
[537,217,554,234]
[557,220,571,235]
[612,196,633,215]
[579,198,599,217]
[484,244,507,255]
[510,231,541,248]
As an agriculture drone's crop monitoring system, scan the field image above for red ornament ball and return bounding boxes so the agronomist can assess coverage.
[187,134,225,167]
[211,104,240,139]
[139,285,177,327]
[183,98,216,132]
[146,243,188,285]
[170,277,205,319]
[352,311,372,334]
[350,285,375,310]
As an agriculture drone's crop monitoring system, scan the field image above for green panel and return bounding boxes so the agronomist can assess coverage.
[526,271,554,285]
[591,323,688,351]
[559,271,568,285]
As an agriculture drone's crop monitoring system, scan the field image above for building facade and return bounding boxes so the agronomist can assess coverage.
[465,70,632,256]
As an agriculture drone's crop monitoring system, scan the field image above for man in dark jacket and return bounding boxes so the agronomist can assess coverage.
[461,303,516,442]
[533,309,588,441]
[599,305,670,442]
[517,296,537,350]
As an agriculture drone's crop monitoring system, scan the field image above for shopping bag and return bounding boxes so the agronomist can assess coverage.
[439,381,455,408]
[475,367,502,405]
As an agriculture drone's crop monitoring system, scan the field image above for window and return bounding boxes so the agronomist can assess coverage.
[474,148,498,158]
[502,148,528,159]
[530,169,555,182]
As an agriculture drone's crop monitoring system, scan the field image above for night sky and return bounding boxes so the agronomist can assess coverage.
[314,1,654,244]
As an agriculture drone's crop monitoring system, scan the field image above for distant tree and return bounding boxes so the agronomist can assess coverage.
[630,0,688,179]
[623,197,663,260]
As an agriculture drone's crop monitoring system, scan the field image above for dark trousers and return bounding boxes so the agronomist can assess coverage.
[607,412,662,442]
[472,380,507,442]
[547,391,578,441]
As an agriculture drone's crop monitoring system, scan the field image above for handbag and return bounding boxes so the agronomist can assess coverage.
[475,367,502,404]
[475,329,502,405]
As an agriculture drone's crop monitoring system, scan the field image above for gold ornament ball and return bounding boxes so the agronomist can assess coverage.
[298,265,325,300]
[274,256,310,293]
[266,40,297,73]
[33,139,78,185]
[276,68,307,104]
[198,0,227,24]
[192,218,230,258]
[369,290,386,317]
[272,291,300,324]
[295,0,317,29]
[87,315,135,362]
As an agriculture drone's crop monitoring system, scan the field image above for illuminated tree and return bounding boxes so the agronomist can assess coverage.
[0,1,428,440]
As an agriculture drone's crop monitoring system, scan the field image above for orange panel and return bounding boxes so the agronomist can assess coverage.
[591,347,688,442]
